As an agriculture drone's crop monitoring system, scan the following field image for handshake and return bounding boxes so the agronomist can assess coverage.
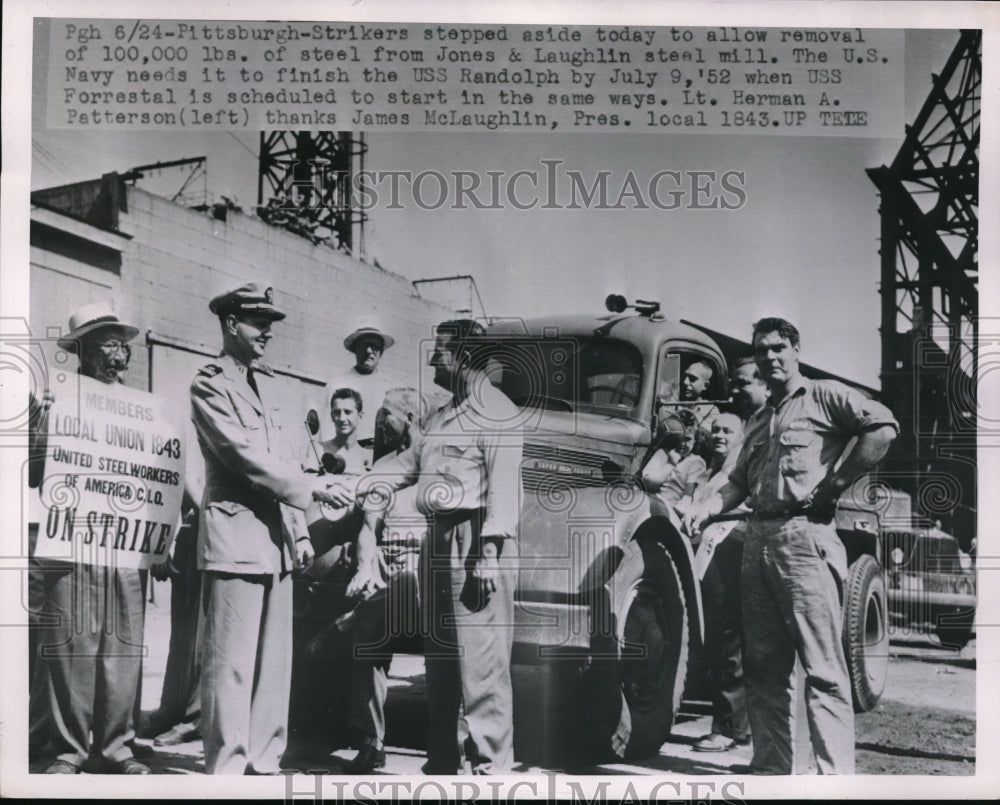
[311,477,357,509]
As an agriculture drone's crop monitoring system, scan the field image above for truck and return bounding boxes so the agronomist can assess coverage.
[296,297,895,764]
[481,297,891,762]
[874,488,976,649]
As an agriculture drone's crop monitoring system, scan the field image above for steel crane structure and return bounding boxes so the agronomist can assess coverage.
[867,30,980,547]
[257,131,368,255]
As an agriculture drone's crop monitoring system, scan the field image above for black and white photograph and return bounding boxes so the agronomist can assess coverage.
[1,0,996,799]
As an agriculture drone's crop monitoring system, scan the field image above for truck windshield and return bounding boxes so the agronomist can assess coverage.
[479,336,644,415]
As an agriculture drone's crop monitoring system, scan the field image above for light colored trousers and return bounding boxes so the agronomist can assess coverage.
[421,510,517,775]
[742,516,855,774]
[200,571,292,774]
[42,563,145,767]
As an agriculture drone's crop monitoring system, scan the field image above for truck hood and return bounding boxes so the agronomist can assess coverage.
[519,408,649,474]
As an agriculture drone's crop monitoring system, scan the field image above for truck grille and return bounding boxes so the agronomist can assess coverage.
[521,441,614,491]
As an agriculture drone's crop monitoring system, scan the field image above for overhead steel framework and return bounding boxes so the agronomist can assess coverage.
[257,131,368,255]
[867,30,980,545]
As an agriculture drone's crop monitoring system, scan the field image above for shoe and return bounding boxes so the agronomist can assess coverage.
[45,759,81,774]
[105,758,151,774]
[692,733,739,752]
[421,761,460,775]
[345,743,386,774]
[128,740,155,759]
[138,716,169,740]
[154,723,202,747]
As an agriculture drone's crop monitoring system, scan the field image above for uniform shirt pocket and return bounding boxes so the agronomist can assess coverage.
[435,444,484,508]
[203,499,275,566]
[778,426,817,476]
[208,500,250,516]
[234,406,264,432]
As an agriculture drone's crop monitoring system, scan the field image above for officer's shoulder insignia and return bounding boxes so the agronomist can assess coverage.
[198,363,223,378]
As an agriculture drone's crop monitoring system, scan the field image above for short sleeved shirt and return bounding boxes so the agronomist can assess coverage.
[365,376,524,540]
[730,376,898,513]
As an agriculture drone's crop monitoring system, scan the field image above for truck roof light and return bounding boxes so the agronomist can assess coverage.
[604,294,661,317]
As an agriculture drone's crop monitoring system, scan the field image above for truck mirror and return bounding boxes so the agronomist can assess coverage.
[605,294,628,313]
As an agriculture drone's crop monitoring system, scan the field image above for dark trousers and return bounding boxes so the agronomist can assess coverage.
[421,510,516,774]
[41,563,145,767]
[349,566,420,744]
[28,524,52,755]
[150,527,202,732]
[701,534,748,740]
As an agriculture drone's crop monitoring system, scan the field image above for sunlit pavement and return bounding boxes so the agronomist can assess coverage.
[28,591,974,776]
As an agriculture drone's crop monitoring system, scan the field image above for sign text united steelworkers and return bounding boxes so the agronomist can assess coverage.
[36,373,185,570]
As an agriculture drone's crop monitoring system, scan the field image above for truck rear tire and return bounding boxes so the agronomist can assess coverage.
[575,535,689,761]
[842,553,888,712]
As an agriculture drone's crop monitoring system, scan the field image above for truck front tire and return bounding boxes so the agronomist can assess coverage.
[575,535,689,761]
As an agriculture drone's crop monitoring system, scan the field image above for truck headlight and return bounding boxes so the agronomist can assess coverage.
[891,547,905,566]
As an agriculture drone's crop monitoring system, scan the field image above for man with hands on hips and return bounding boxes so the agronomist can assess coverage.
[684,317,897,775]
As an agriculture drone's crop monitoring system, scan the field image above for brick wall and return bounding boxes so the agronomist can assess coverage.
[32,180,454,396]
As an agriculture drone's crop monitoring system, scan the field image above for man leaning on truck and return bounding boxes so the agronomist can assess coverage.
[686,317,897,775]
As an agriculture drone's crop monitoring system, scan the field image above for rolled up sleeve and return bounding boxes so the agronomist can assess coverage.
[481,429,523,540]
[820,384,899,435]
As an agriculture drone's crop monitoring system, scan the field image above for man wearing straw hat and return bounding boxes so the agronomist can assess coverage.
[35,301,151,774]
[318,322,396,448]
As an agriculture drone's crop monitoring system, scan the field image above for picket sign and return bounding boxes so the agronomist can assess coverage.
[35,373,185,570]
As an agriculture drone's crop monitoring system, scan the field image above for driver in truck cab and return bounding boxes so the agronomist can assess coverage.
[680,359,721,430]
[685,316,897,775]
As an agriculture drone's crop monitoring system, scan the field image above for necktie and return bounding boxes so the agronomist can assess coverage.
[246,367,260,400]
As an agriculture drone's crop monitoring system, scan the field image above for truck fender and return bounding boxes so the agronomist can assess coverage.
[635,516,704,646]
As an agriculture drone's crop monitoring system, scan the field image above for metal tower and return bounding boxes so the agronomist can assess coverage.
[867,30,980,545]
[257,131,367,255]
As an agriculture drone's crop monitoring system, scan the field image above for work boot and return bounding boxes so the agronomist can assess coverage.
[345,740,386,774]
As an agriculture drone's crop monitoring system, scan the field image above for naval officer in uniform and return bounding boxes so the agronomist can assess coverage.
[191,281,346,774]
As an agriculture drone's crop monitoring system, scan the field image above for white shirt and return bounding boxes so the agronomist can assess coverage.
[318,366,393,444]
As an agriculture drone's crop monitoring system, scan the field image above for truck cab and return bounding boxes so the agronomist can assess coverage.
[481,303,728,761]
[296,298,892,763]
